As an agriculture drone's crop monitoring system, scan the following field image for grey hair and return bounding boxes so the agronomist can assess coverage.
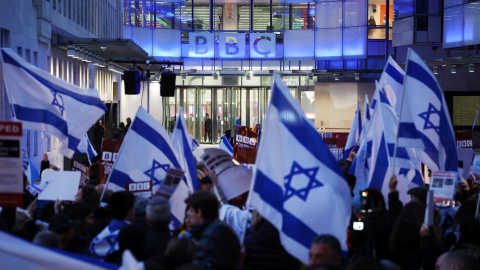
[146,196,171,225]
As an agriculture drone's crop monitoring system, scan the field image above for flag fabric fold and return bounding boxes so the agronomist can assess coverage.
[248,73,352,264]
[397,49,458,172]
[343,102,362,159]
[219,134,234,156]
[172,107,199,192]
[75,133,98,164]
[378,56,405,115]
[0,48,107,158]
[102,107,189,226]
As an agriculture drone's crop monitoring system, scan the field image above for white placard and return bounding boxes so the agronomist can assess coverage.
[200,148,252,200]
[38,171,81,201]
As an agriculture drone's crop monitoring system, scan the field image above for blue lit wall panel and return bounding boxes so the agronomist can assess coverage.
[443,6,464,48]
[316,1,342,29]
[464,3,480,45]
[284,30,314,59]
[315,28,342,60]
[344,0,367,27]
[343,26,367,59]
[444,0,464,8]
[132,27,153,56]
[153,29,181,58]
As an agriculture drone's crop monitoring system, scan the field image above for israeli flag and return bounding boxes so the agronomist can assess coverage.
[248,73,352,264]
[355,90,422,204]
[75,134,98,164]
[378,56,405,115]
[343,102,362,159]
[191,136,200,152]
[172,107,199,192]
[0,48,107,158]
[26,180,49,196]
[219,134,234,156]
[0,230,117,270]
[102,107,188,226]
[397,49,458,172]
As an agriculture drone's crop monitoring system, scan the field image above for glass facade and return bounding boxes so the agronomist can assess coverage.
[122,0,379,60]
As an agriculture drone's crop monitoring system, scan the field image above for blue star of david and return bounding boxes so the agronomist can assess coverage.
[398,168,410,177]
[418,103,440,135]
[144,160,170,186]
[105,235,118,254]
[284,161,323,201]
[50,89,65,116]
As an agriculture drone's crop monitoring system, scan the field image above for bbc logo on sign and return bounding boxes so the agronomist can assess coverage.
[128,182,151,192]
[456,140,473,148]
[102,151,118,162]
[236,135,257,146]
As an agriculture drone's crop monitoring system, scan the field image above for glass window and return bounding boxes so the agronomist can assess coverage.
[154,2,180,29]
[301,90,315,121]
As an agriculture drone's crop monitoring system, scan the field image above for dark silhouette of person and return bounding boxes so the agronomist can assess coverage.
[93,120,106,153]
[204,114,212,143]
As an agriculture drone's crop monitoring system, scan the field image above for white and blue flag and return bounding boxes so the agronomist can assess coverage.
[0,230,116,270]
[191,136,200,152]
[219,134,234,156]
[0,48,107,158]
[75,134,98,164]
[378,56,405,115]
[354,89,423,204]
[248,74,352,264]
[102,107,189,227]
[172,107,199,192]
[343,102,362,159]
[397,49,458,172]
[26,180,50,196]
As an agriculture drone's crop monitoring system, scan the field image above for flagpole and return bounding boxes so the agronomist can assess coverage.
[476,192,480,218]
[472,105,480,130]
[392,50,411,176]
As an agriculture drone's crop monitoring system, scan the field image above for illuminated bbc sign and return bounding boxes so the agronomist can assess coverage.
[189,32,276,58]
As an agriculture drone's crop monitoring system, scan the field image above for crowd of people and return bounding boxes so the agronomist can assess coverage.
[1,147,480,270]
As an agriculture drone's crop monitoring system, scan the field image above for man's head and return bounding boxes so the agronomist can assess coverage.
[309,234,342,266]
[109,191,135,221]
[146,196,171,227]
[126,117,132,124]
[435,250,476,270]
[67,202,94,234]
[184,190,219,229]
[205,114,209,119]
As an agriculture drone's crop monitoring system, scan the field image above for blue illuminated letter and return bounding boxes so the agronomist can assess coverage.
[226,37,239,55]
[253,36,271,56]
[195,36,208,55]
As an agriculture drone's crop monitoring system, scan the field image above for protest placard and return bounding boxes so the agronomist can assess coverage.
[38,170,81,201]
[233,125,258,169]
[126,180,152,198]
[98,138,123,184]
[201,148,252,200]
[430,171,457,206]
[71,160,88,187]
[154,168,184,200]
[0,121,23,208]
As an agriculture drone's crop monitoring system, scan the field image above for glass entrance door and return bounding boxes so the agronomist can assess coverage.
[197,88,212,143]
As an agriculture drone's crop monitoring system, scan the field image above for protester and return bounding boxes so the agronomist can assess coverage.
[193,222,241,270]
[49,213,90,255]
[93,119,106,153]
[33,230,61,249]
[105,224,147,265]
[163,237,199,269]
[144,196,173,260]
[435,250,477,270]
[309,234,343,266]
[89,191,135,258]
[184,190,220,240]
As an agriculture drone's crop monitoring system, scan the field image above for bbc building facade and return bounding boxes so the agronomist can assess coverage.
[1,0,480,169]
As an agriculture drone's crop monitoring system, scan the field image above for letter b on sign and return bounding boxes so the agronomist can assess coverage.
[189,33,214,58]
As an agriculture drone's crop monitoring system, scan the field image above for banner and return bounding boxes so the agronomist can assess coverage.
[98,138,123,184]
[233,125,258,168]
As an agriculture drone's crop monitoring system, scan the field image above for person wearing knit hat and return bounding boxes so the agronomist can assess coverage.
[407,186,429,205]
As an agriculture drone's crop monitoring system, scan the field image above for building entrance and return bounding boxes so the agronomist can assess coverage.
[163,87,270,144]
